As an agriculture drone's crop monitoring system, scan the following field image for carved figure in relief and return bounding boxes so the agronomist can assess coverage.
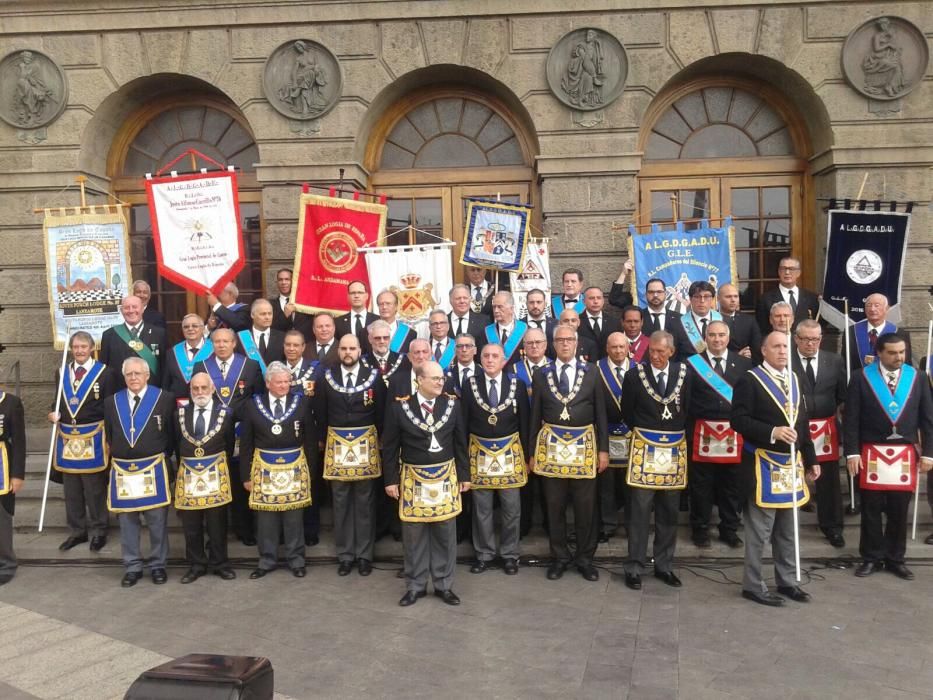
[561,30,605,108]
[861,17,905,97]
[278,40,328,116]
[14,51,54,126]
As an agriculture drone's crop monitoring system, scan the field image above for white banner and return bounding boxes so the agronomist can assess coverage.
[510,237,552,319]
[146,170,244,294]
[44,207,132,350]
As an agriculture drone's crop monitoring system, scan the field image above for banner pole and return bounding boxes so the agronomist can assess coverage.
[912,318,933,540]
[788,326,801,583]
[843,297,857,513]
[39,340,70,532]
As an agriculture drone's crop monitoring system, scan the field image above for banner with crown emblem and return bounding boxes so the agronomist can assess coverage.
[364,243,454,324]
[510,237,552,319]
[292,192,388,315]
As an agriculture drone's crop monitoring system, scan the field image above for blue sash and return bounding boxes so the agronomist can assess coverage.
[237,330,267,374]
[114,388,162,448]
[865,362,916,426]
[390,323,412,354]
[681,311,722,353]
[854,320,895,367]
[485,321,527,359]
[550,296,585,317]
[597,357,626,408]
[108,455,171,512]
[173,340,214,383]
[0,441,7,496]
[748,366,799,424]
[754,448,809,508]
[436,341,456,371]
[61,361,106,420]
[205,354,247,406]
[55,422,108,473]
[687,354,733,402]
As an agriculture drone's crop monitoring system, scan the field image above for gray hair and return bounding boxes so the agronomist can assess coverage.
[122,356,149,376]
[449,284,470,299]
[265,361,291,380]
[492,290,514,307]
[770,301,792,315]
[649,330,674,349]
[69,331,95,349]
[367,319,391,337]
[223,282,239,297]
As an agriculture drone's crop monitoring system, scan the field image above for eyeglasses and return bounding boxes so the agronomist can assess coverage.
[646,289,665,295]
[778,266,800,272]
[796,336,821,343]
[554,338,576,343]
[690,294,714,301]
[525,340,545,346]
[455,343,475,349]
[429,321,449,326]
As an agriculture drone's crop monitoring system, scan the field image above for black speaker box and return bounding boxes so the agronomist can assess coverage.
[124,653,273,699]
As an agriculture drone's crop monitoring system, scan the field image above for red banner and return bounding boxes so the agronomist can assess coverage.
[292,193,387,314]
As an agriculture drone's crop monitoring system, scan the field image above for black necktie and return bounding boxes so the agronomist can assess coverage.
[656,371,667,396]
[488,378,498,406]
[651,313,660,329]
[274,399,284,419]
[500,327,508,344]
[457,317,465,336]
[194,408,206,439]
[534,319,543,329]
[615,366,624,383]
[189,346,198,356]
[354,314,363,336]
[700,318,708,338]
[788,289,798,313]
[558,364,570,394]
[461,367,470,385]
[318,344,327,361]
[713,357,724,377]
[132,394,140,415]
[434,342,443,361]
[805,357,816,385]
[258,333,267,354]
[591,317,601,336]
[220,360,227,378]
[345,372,354,388]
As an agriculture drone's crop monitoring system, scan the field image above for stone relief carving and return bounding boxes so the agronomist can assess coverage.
[547,28,627,112]
[0,50,68,129]
[842,17,928,101]
[263,39,342,121]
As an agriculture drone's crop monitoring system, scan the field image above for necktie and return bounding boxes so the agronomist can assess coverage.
[887,372,897,393]
[615,366,624,383]
[558,364,570,394]
[378,357,387,373]
[534,319,543,329]
[651,313,660,329]
[73,365,87,382]
[500,327,508,344]
[713,357,724,377]
[488,378,498,406]
[869,329,878,350]
[788,289,798,313]
[591,317,601,336]
[805,357,816,385]
[700,318,708,338]
[132,394,141,415]
[656,371,667,396]
[565,298,577,306]
[354,314,363,336]
[194,408,206,439]
[129,325,139,339]
[777,374,788,395]
[188,346,198,356]
[345,372,354,389]
[220,360,228,379]
[434,342,443,361]
[421,401,434,424]
[318,344,327,361]
[457,317,465,336]
[462,367,470,385]
[474,287,482,302]
[259,333,267,354]
[274,399,284,419]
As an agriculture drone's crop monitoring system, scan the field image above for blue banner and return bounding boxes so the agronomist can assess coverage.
[628,219,737,309]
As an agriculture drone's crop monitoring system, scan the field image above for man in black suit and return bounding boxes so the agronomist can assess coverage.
[578,286,617,360]
[239,299,286,367]
[448,284,490,353]
[596,332,632,542]
[363,319,406,387]
[642,278,682,335]
[0,390,26,586]
[100,295,167,388]
[207,282,251,332]
[523,288,557,354]
[465,266,495,317]
[607,259,634,310]
[685,321,752,549]
[308,312,339,368]
[445,333,480,398]
[132,280,167,330]
[268,268,314,339]
[375,289,417,355]
[755,257,820,334]
[845,333,933,581]
[104,357,176,587]
[240,361,318,580]
[670,281,720,361]
[334,280,379,354]
[487,291,527,367]
[621,330,692,591]
[530,324,609,582]
[382,361,471,606]
[162,313,211,398]
[426,310,456,372]
[621,306,650,364]
[718,283,761,362]
[283,330,318,397]
[844,293,912,371]
[48,331,116,553]
[793,320,848,547]
[549,267,586,319]
[175,372,237,583]
[389,338,432,399]
[557,308,599,362]
[732,332,819,606]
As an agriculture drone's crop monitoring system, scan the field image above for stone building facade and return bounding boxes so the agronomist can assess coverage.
[0,0,929,421]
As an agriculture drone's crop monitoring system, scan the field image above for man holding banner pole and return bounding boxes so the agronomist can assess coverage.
[207,282,250,332]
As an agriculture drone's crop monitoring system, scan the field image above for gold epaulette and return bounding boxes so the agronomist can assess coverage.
[396,395,411,402]
[444,392,458,399]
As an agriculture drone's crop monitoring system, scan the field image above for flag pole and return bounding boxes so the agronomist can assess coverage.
[912,317,933,540]
[787,324,801,582]
[843,297,856,513]
[39,337,70,532]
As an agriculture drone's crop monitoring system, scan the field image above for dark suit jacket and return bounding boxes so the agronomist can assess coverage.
[723,312,762,363]
[236,328,286,367]
[448,311,490,352]
[641,307,682,335]
[54,361,117,422]
[575,334,599,363]
[460,373,530,455]
[578,311,619,360]
[792,350,846,419]
[755,287,820,334]
[104,388,176,459]
[143,306,167,330]
[362,351,405,385]
[444,361,481,397]
[0,392,26,515]
[388,365,419,400]
[607,282,633,311]
[192,354,265,419]
[844,323,913,371]
[530,361,608,451]
[334,311,380,354]
[305,338,339,368]
[99,323,167,388]
[175,401,236,464]
[269,296,314,339]
[686,351,752,421]
[312,364,387,434]
[238,394,319,479]
[212,303,251,332]
[161,342,210,397]
[621,362,692,432]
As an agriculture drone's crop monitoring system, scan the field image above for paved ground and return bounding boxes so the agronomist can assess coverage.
[1,547,932,699]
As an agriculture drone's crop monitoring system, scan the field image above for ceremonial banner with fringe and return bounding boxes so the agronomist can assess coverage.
[364,243,453,324]
[460,199,531,272]
[43,206,132,349]
[145,167,244,294]
[293,192,387,315]
[628,218,737,312]
[510,237,552,319]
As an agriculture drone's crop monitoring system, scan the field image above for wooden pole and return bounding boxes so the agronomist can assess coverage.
[787,326,802,583]
[670,194,678,223]
[76,175,87,209]
[39,339,70,532]
[855,172,869,201]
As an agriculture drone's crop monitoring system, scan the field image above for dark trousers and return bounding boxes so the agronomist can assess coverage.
[520,474,550,535]
[256,509,305,571]
[302,450,324,541]
[597,467,629,534]
[62,471,109,538]
[331,479,375,563]
[456,490,472,542]
[376,474,401,539]
[229,457,254,540]
[542,476,598,566]
[688,460,741,536]
[814,459,844,535]
[0,497,15,580]
[860,489,911,564]
[180,506,228,571]
[626,488,680,575]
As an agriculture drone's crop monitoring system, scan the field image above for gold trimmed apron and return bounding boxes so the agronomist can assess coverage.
[323,425,381,481]
[533,423,596,479]
[399,460,461,523]
[626,428,687,490]
[107,454,172,513]
[469,433,526,488]
[0,443,9,495]
[249,447,312,511]
[175,452,233,510]
[754,448,809,508]
[54,421,109,474]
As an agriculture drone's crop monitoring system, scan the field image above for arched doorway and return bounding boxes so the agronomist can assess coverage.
[637,78,813,311]
[366,87,537,280]
[108,93,261,341]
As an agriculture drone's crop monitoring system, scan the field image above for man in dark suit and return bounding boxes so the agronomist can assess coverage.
[238,299,286,368]
[792,320,848,547]
[844,293,912,371]
[607,259,634,311]
[207,282,251,332]
[283,330,318,397]
[642,278,682,335]
[48,331,116,553]
[549,267,586,318]
[530,324,609,582]
[755,257,820,334]
[162,313,212,398]
[308,312,339,368]
[621,306,650,364]
[334,280,379,354]
[448,284,490,353]
[444,334,480,398]
[426,310,456,373]
[0,390,26,586]
[732,332,819,606]
[375,289,417,355]
[557,309,599,362]
[596,332,633,542]
[718,283,761,362]
[465,266,495,317]
[388,338,432,399]
[685,321,752,549]
[132,280,167,330]
[487,291,527,367]
[382,361,471,606]
[104,357,176,587]
[268,268,314,339]
[363,320,406,387]
[621,330,692,590]
[240,361,317,579]
[845,333,933,581]
[670,281,720,361]
[523,288,558,355]
[100,295,166,388]
[175,372,237,583]
[578,287,617,360]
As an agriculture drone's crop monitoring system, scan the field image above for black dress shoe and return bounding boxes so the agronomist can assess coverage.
[240,536,257,547]
[249,568,269,579]
[398,590,426,607]
[214,567,236,580]
[827,533,846,548]
[577,564,599,581]
[180,569,203,584]
[624,573,641,590]
[121,572,143,588]
[885,562,914,580]
[151,568,167,585]
[924,533,933,545]
[0,576,12,586]
[719,532,743,548]
[692,531,711,548]
[776,585,811,602]
[598,532,610,544]
[470,560,488,574]
[801,502,815,513]
[305,535,320,547]
[391,532,402,542]
[89,535,107,552]
[503,559,519,575]
[654,570,682,587]
[855,561,881,577]
[59,534,88,551]
[337,561,354,576]
[292,567,307,578]
[396,568,405,579]
[358,560,372,576]
[546,562,567,580]
[435,589,461,606]
[742,589,783,607]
